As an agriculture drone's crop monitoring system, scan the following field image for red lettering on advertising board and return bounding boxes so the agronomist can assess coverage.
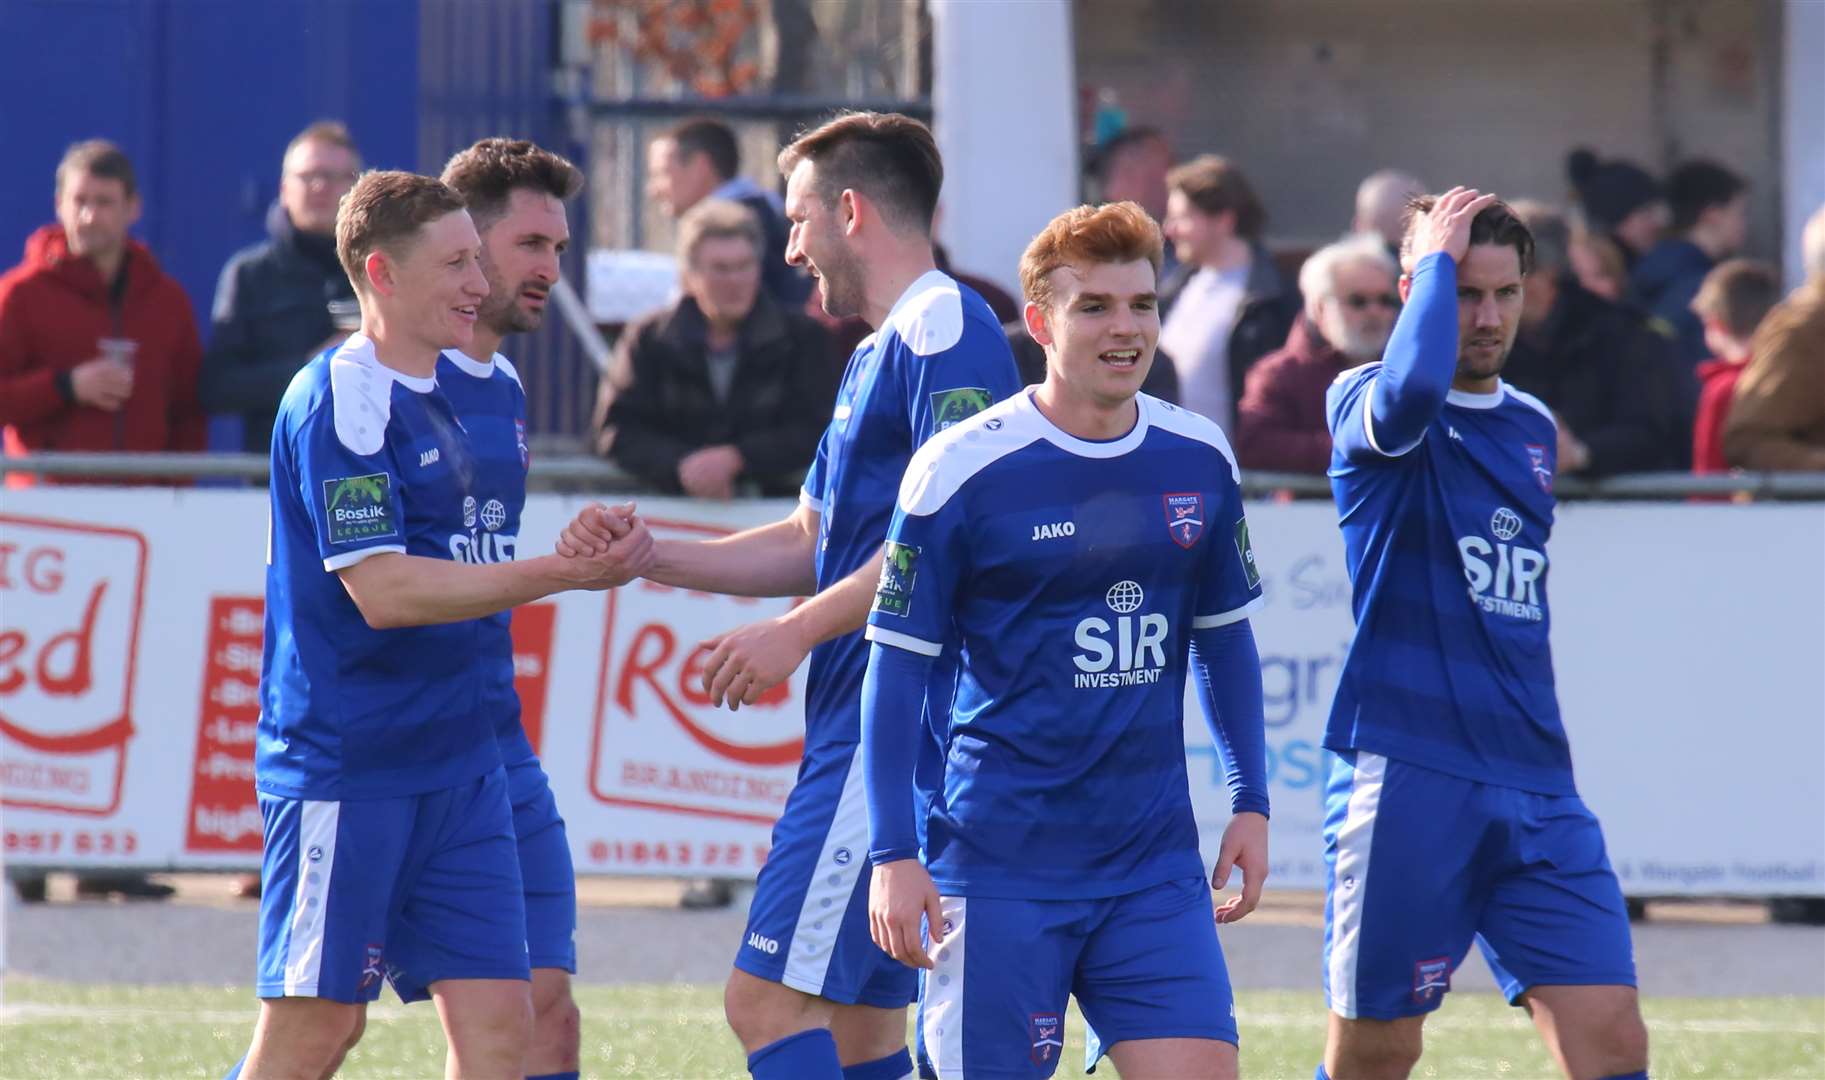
[589,517,804,825]
[509,603,557,754]
[0,516,147,816]
[184,596,264,852]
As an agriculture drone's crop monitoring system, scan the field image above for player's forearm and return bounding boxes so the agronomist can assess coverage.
[861,640,934,863]
[339,552,574,629]
[644,513,818,597]
[1190,621,1271,817]
[777,548,882,650]
[1371,252,1458,448]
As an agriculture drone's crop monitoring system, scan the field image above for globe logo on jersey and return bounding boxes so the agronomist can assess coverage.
[480,499,507,532]
[1490,507,1523,541]
[1074,581,1167,688]
[1106,580,1144,613]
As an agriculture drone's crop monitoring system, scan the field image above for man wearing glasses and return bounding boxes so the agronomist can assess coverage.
[1235,233,1400,474]
[202,121,364,456]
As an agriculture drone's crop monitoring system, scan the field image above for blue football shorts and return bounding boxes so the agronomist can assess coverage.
[917,877,1237,1080]
[734,737,917,1008]
[256,766,529,1003]
[1322,750,1637,1020]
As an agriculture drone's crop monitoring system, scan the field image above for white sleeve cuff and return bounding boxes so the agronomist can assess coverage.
[865,624,944,657]
[1191,594,1266,629]
[323,544,406,572]
[799,489,824,512]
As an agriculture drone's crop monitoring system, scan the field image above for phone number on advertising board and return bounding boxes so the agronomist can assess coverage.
[584,840,768,870]
[5,829,140,856]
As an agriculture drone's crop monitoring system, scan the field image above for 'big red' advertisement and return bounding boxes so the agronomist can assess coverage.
[2,489,1822,896]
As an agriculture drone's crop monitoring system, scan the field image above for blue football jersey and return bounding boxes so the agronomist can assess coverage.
[436,349,533,767]
[258,336,497,800]
[1326,361,1574,795]
[798,270,1021,746]
[864,391,1264,899]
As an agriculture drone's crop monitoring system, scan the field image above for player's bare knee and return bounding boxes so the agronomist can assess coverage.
[1582,1005,1649,1078]
[1330,1017,1423,1080]
[723,972,824,1050]
[532,989,581,1053]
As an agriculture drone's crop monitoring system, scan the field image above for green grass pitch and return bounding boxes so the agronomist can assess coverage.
[3,978,1821,1078]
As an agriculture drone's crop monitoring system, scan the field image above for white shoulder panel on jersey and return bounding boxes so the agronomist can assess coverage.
[887,273,965,357]
[1332,359,1381,386]
[329,341,395,457]
[1502,382,1557,428]
[897,395,1037,517]
[1143,393,1242,483]
[495,354,523,388]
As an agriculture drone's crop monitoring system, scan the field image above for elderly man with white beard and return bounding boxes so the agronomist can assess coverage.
[1234,233,1400,473]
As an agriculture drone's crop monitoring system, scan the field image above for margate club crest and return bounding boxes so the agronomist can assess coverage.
[1526,443,1552,493]
[1163,492,1204,549]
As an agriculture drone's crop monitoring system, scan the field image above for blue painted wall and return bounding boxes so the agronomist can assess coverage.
[0,0,585,435]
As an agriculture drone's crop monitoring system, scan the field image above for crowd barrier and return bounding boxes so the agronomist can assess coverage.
[2,483,1821,898]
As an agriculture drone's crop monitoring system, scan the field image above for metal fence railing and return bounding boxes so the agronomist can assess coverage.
[6,452,1825,501]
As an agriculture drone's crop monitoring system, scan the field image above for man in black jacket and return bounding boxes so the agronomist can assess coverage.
[200,121,361,452]
[647,117,812,310]
[1505,201,1688,475]
[593,199,834,497]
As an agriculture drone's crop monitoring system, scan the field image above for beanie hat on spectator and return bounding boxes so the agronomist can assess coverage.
[1566,148,1661,230]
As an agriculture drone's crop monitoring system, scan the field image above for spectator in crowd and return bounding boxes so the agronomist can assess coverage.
[1689,258,1780,475]
[1159,154,1298,427]
[647,116,811,308]
[1352,168,1426,262]
[1566,147,1665,268]
[0,139,206,901]
[1089,126,1177,276]
[1631,159,1750,371]
[1234,233,1398,474]
[0,139,204,484]
[1568,216,1629,302]
[1503,200,1687,475]
[1723,203,1825,471]
[593,199,834,497]
[199,121,362,453]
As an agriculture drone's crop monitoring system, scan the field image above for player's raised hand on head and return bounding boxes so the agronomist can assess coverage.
[1407,186,1500,267]
[1212,810,1269,924]
[698,615,812,712]
[869,859,944,969]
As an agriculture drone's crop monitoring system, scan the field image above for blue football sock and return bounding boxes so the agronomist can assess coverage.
[748,1028,842,1079]
[843,1047,912,1080]
[528,1073,581,1080]
[1314,1066,1331,1080]
[223,1055,246,1080]
[1600,1072,1649,1080]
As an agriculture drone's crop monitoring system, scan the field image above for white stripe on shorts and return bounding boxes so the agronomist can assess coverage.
[283,800,341,996]
[921,896,967,1079]
[781,749,870,997]
[1327,752,1386,1019]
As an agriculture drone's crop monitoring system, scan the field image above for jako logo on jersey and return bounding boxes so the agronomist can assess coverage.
[419,447,440,467]
[1458,507,1545,621]
[746,932,780,955]
[1164,493,1203,548]
[1031,520,1075,540]
[515,418,530,469]
[1073,580,1168,688]
[1029,1013,1063,1065]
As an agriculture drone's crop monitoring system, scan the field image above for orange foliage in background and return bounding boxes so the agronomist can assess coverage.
[591,0,761,97]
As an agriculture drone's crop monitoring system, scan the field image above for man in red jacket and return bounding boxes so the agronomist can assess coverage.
[1235,233,1398,474]
[0,139,205,483]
